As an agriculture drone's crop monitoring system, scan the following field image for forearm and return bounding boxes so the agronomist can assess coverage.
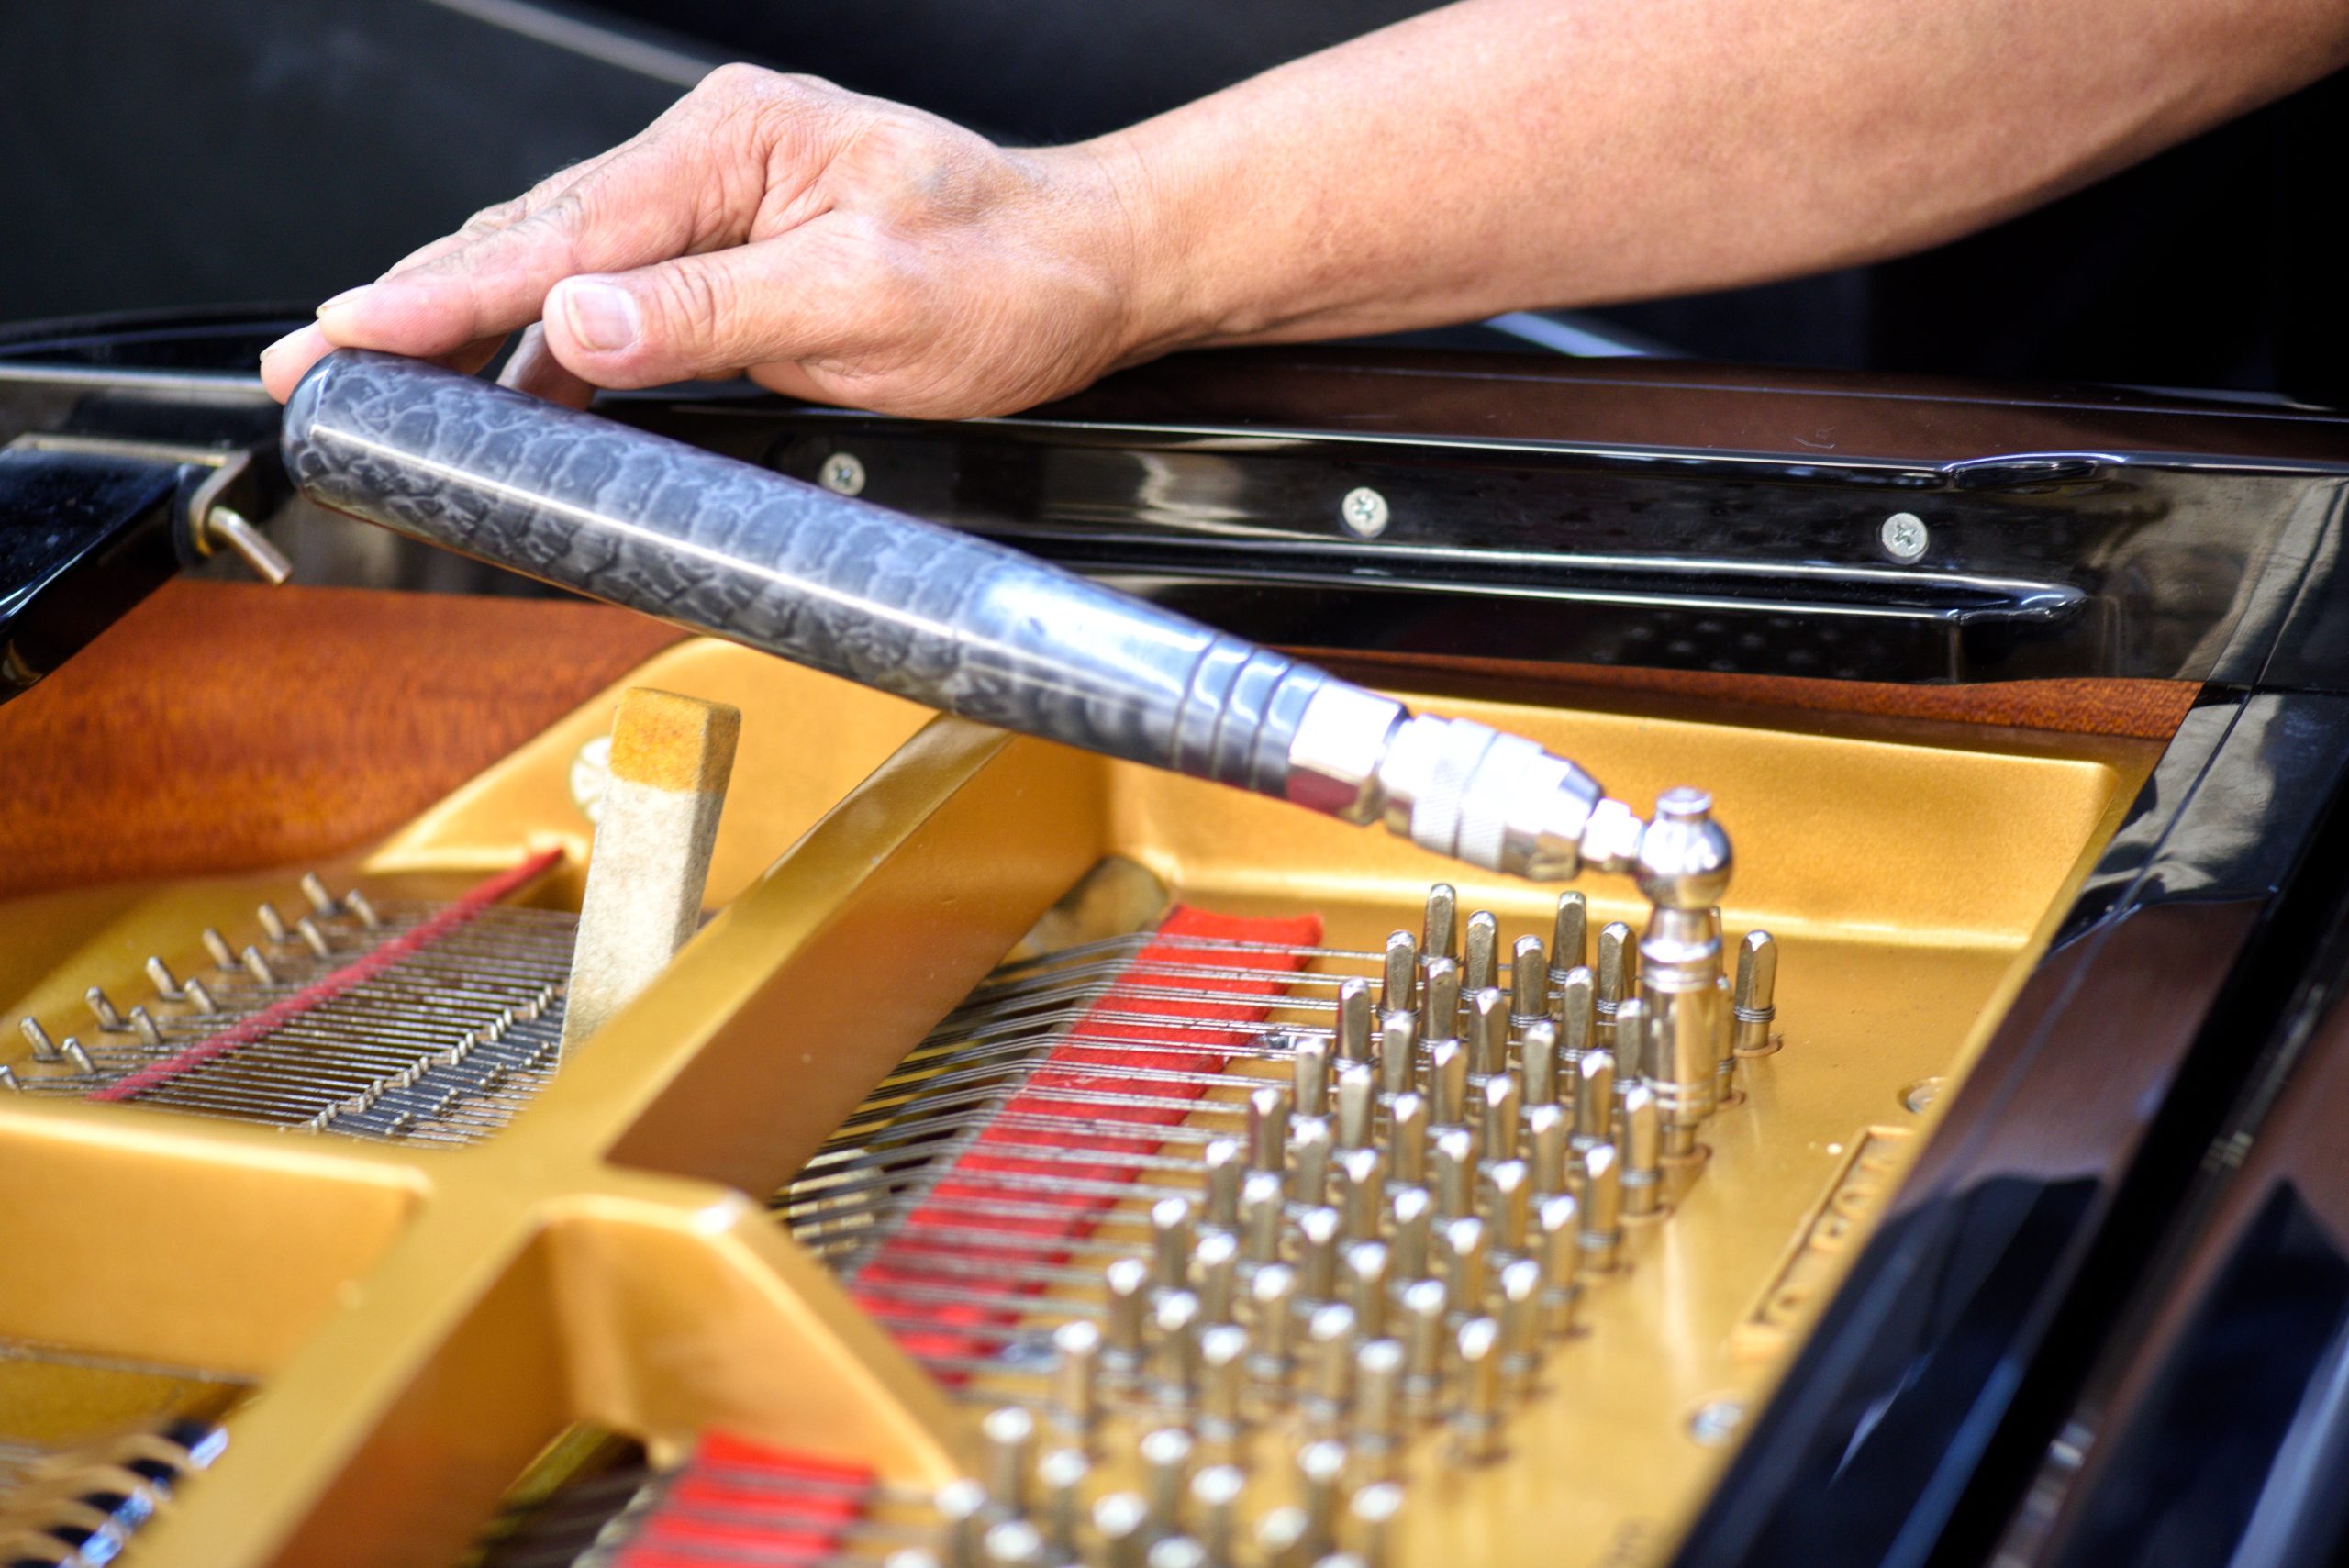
[1094,0,2349,354]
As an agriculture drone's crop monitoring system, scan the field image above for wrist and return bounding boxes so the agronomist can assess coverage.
[1041,131,1217,365]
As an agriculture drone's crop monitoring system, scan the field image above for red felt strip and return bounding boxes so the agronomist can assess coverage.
[613,1433,874,1568]
[86,848,564,1104]
[853,905,1321,1363]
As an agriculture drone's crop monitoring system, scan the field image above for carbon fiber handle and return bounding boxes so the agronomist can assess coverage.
[282,350,1675,883]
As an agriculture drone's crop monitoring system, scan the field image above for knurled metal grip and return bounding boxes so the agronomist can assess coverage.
[282,350,1695,883]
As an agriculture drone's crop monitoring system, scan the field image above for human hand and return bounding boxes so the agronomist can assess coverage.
[258,65,1163,418]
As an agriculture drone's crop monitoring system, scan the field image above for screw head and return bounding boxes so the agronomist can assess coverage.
[1688,1398,1746,1446]
[1340,486,1390,539]
[820,451,868,496]
[1880,511,1929,562]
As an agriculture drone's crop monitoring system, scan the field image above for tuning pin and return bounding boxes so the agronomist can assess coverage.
[1614,995,1648,1129]
[1256,1507,1312,1568]
[1429,1038,1467,1129]
[1521,1018,1559,1110]
[0,1064,18,1093]
[938,1480,990,1568]
[1379,1011,1419,1101]
[1463,910,1499,995]
[1579,1145,1623,1275]
[1192,1466,1246,1565]
[1353,1483,1405,1568]
[1092,1494,1150,1568]
[60,1038,95,1075]
[1620,1083,1664,1219]
[1452,1317,1505,1463]
[1105,1257,1150,1381]
[1528,1103,1569,1198]
[1398,1276,1450,1418]
[1431,1128,1476,1221]
[1202,1137,1245,1232]
[1297,1206,1343,1303]
[1292,1116,1335,1208]
[1296,1439,1348,1555]
[1197,1325,1249,1462]
[201,928,236,969]
[1353,1339,1406,1481]
[1497,1258,1544,1396]
[83,987,124,1032]
[1381,931,1417,1018]
[18,1018,61,1062]
[983,1406,1036,1515]
[1423,884,1458,964]
[1573,1049,1615,1158]
[1040,1449,1091,1565]
[1420,958,1462,1045]
[1152,1292,1203,1408]
[129,1006,162,1048]
[1483,1159,1531,1255]
[1195,1231,1241,1324]
[1467,988,1508,1081]
[1441,1216,1491,1318]
[1242,1171,1286,1268]
[143,955,184,1001]
[1336,978,1374,1065]
[1301,1305,1359,1435]
[242,946,276,985]
[1388,1093,1429,1186]
[1248,1262,1298,1388]
[1336,1064,1376,1151]
[1535,1194,1582,1336]
[1140,1428,1194,1540]
[1335,1148,1386,1243]
[1293,1032,1333,1118]
[1551,891,1588,979]
[1051,1320,1101,1445]
[345,888,383,929]
[295,916,333,958]
[1483,1074,1522,1164]
[1554,965,1595,1113]
[184,977,218,1015]
[1511,935,1548,1025]
[1152,1198,1197,1294]
[1249,1084,1293,1175]
[1595,922,1633,1049]
[256,902,290,944]
[298,872,338,915]
[1389,1185,1434,1282]
[1734,930,1780,1056]
[1345,1240,1391,1340]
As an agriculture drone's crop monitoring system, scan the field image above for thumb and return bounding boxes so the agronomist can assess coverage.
[539,234,870,389]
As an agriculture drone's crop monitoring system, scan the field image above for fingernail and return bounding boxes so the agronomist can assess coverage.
[258,328,306,363]
[561,280,640,353]
[315,285,373,317]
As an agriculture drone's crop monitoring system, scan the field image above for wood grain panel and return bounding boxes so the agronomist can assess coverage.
[0,582,682,900]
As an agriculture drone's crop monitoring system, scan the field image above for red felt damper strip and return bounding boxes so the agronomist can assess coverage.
[86,848,564,1104]
[853,905,1322,1364]
[612,1433,874,1568]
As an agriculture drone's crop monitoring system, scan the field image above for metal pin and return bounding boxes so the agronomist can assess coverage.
[1423,884,1458,963]
[1293,1032,1332,1118]
[1463,910,1499,995]
[1292,1117,1334,1209]
[1353,1483,1405,1568]
[1467,988,1508,1081]
[1041,1449,1090,1564]
[1336,1148,1385,1243]
[1153,1198,1197,1294]
[1297,1439,1347,1554]
[1192,1466,1245,1565]
[1094,1494,1149,1568]
[257,902,290,943]
[1429,1039,1467,1129]
[1536,1194,1582,1335]
[1389,1186,1434,1281]
[1380,932,1417,1017]
[1197,1325,1249,1460]
[295,916,333,958]
[1528,1103,1569,1198]
[1140,1428,1193,1539]
[0,1064,17,1093]
[1106,1257,1150,1379]
[1552,890,1588,977]
[300,872,337,914]
[1595,922,1633,1048]
[1573,1049,1615,1154]
[1336,1065,1375,1151]
[1521,1018,1559,1110]
[1302,1305,1358,1432]
[129,1006,162,1048]
[1579,1144,1623,1274]
[1353,1338,1405,1481]
[1482,1074,1521,1163]
[1483,1160,1531,1255]
[1249,1084,1292,1175]
[1556,965,1595,1111]
[1052,1320,1101,1443]
[84,987,123,1032]
[1345,1241,1390,1340]
[1510,934,1548,1025]
[1431,1128,1476,1221]
[939,1480,990,1568]
[1256,1507,1311,1568]
[1420,957,1461,1044]
[1337,979,1373,1065]
[893,1551,944,1568]
[201,928,236,969]
[143,955,183,1000]
[1152,1291,1202,1407]
[18,1018,61,1062]
[1377,1010,1418,1101]
[984,1406,1036,1515]
[241,945,275,985]
[1621,1083,1664,1219]
[1202,1138,1244,1232]
[985,1522,1046,1568]
[1297,1207,1342,1302]
[1195,1231,1241,1324]
[1453,1317,1505,1462]
[61,1038,95,1075]
[1614,995,1647,1129]
[346,889,382,929]
[1248,1263,1297,1386]
[1497,1258,1543,1395]
[1442,1216,1490,1318]
[184,977,218,1015]
[1242,1172,1286,1268]
[1717,969,1738,1106]
[1400,1277,1448,1416]
[1734,930,1780,1055]
[1388,1093,1429,1186]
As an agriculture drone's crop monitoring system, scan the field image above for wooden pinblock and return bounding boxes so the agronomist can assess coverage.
[561,687,741,1053]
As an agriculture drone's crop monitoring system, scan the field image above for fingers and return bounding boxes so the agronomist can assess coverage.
[258,324,508,401]
[535,226,879,390]
[497,323,599,407]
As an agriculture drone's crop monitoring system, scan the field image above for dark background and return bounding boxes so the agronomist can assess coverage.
[4,0,2341,403]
